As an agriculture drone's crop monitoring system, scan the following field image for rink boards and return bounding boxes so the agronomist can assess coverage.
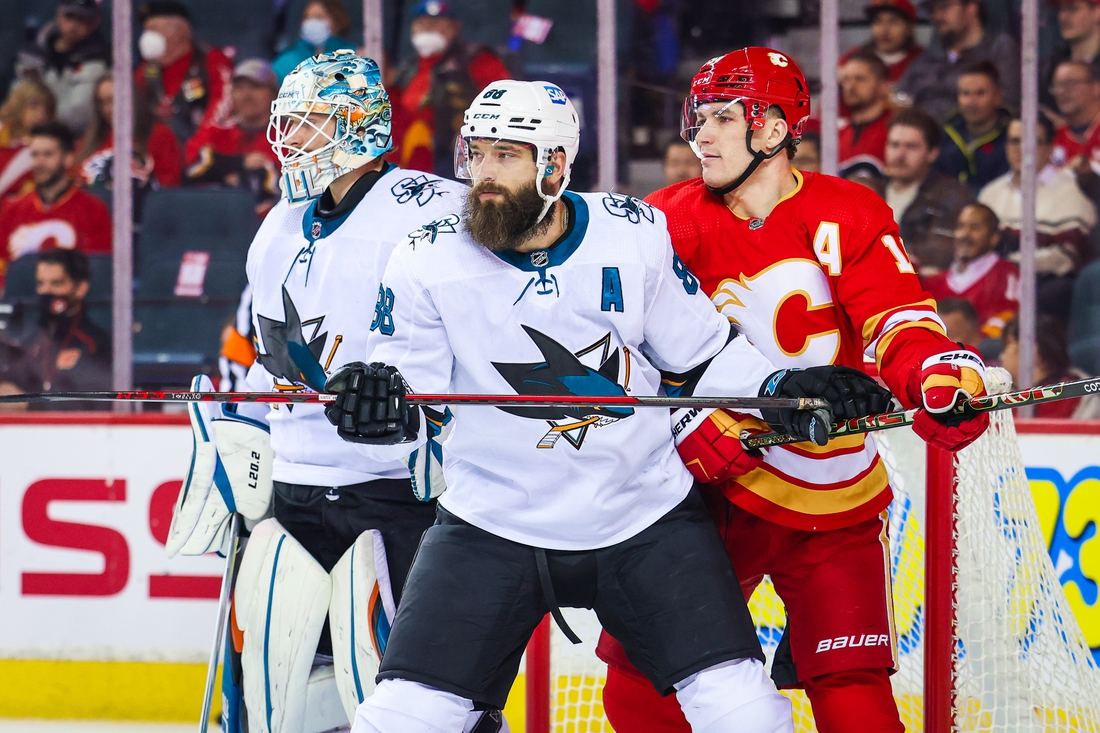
[0,414,1096,727]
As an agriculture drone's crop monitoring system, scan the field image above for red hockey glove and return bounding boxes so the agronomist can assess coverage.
[908,347,990,452]
[672,407,766,483]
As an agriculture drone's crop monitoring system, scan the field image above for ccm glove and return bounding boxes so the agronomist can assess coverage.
[908,347,990,452]
[759,366,895,446]
[325,361,419,444]
[673,408,765,484]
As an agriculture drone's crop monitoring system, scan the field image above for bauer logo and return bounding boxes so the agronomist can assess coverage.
[815,634,891,653]
[544,85,568,105]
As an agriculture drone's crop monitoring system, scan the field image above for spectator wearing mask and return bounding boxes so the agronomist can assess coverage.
[884,108,974,273]
[923,203,1019,338]
[1000,316,1100,416]
[979,114,1096,321]
[936,61,1012,192]
[273,0,353,82]
[76,74,182,189]
[390,0,511,177]
[838,50,893,178]
[0,123,111,289]
[184,59,281,216]
[937,297,983,347]
[1042,0,1100,113]
[840,0,924,83]
[662,139,701,185]
[792,130,821,172]
[135,0,233,146]
[0,81,56,201]
[0,249,110,407]
[13,0,110,136]
[896,0,1020,123]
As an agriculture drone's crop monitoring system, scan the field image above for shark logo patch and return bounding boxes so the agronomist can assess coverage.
[491,326,633,449]
[407,213,460,249]
[391,175,445,206]
[602,192,655,224]
[256,286,330,396]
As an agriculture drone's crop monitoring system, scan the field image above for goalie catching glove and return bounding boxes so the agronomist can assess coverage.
[906,346,989,452]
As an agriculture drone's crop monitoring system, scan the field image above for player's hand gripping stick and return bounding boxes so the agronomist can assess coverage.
[324,361,420,444]
[758,366,895,446]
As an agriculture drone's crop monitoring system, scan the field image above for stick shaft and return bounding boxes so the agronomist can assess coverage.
[0,390,828,411]
[743,375,1100,449]
[198,515,240,733]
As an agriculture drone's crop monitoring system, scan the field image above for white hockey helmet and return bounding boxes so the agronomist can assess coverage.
[268,50,392,205]
[455,80,580,220]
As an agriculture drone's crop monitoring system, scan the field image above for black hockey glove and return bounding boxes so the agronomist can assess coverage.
[324,361,420,444]
[759,366,896,446]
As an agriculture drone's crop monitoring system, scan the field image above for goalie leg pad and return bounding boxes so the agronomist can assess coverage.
[303,665,352,733]
[329,529,396,722]
[236,518,333,733]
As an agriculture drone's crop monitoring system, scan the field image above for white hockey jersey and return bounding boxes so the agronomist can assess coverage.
[246,165,467,486]
[363,191,778,550]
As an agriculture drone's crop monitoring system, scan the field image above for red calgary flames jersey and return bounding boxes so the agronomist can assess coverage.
[648,170,952,531]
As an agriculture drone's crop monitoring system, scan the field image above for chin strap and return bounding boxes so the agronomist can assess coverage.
[705,128,795,197]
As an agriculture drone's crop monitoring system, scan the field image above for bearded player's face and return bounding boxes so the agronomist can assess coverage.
[463,139,553,252]
[691,101,759,189]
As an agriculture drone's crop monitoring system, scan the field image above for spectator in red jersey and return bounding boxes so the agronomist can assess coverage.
[838,50,893,178]
[184,58,280,215]
[924,203,1019,338]
[0,81,56,202]
[662,139,701,185]
[896,0,1020,123]
[1050,60,1100,169]
[0,123,111,290]
[1042,0,1100,115]
[840,0,924,83]
[76,74,182,189]
[1000,316,1100,416]
[13,0,110,136]
[135,1,233,147]
[936,62,1012,193]
[979,114,1095,322]
[884,108,975,273]
[0,249,110,409]
[390,0,511,177]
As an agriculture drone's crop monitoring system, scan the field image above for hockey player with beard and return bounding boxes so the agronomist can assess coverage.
[595,48,992,733]
[322,80,896,733]
[164,51,504,733]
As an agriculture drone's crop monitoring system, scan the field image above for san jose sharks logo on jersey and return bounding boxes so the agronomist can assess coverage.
[408,213,461,249]
[391,175,447,207]
[491,326,633,450]
[602,193,655,224]
[256,286,339,396]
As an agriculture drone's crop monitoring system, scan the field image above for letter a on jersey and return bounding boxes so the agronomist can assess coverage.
[491,326,633,449]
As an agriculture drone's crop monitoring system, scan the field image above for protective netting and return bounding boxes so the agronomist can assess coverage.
[539,369,1100,732]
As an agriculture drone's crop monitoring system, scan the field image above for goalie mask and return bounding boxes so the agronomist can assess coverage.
[268,50,393,205]
[455,80,580,222]
[681,47,811,196]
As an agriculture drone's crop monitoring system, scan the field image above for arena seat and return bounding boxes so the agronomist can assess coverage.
[132,187,257,386]
[1069,260,1100,376]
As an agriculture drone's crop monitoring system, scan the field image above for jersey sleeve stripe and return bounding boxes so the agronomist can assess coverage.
[870,319,948,366]
[733,459,890,516]
[860,299,940,345]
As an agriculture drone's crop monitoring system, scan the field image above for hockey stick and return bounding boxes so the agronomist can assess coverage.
[741,375,1100,450]
[0,389,830,411]
[199,514,241,733]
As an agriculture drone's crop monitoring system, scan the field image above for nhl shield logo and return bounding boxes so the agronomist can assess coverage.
[311,221,322,239]
[530,250,549,268]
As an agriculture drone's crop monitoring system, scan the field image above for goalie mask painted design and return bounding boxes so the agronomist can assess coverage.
[268,50,393,205]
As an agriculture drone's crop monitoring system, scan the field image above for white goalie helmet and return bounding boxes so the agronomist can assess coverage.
[268,50,392,205]
[455,80,580,220]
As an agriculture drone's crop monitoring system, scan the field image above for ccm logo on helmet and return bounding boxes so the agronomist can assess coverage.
[816,634,891,653]
[544,85,568,105]
[767,52,789,67]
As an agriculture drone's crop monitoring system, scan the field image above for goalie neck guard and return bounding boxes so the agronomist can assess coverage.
[455,80,581,222]
[681,47,811,197]
[268,50,393,205]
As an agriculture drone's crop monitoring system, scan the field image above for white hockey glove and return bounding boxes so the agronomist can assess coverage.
[166,375,274,558]
[401,406,453,501]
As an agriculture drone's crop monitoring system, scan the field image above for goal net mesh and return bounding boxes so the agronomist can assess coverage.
[536,369,1100,732]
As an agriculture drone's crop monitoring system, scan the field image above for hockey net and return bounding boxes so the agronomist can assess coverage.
[524,368,1100,732]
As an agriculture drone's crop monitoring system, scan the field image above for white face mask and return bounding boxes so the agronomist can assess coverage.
[411,31,448,58]
[139,29,167,61]
[301,18,332,47]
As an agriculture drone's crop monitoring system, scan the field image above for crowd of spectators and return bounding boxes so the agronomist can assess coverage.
[1,0,1100,413]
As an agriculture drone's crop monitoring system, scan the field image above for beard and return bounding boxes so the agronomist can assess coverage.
[463,179,554,252]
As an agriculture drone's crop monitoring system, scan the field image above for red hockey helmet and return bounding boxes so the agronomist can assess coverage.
[681,48,811,195]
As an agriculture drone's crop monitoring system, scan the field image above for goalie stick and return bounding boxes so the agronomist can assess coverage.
[741,374,1100,450]
[0,389,829,411]
[199,514,240,733]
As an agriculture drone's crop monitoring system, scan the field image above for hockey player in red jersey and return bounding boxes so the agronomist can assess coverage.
[596,48,991,733]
